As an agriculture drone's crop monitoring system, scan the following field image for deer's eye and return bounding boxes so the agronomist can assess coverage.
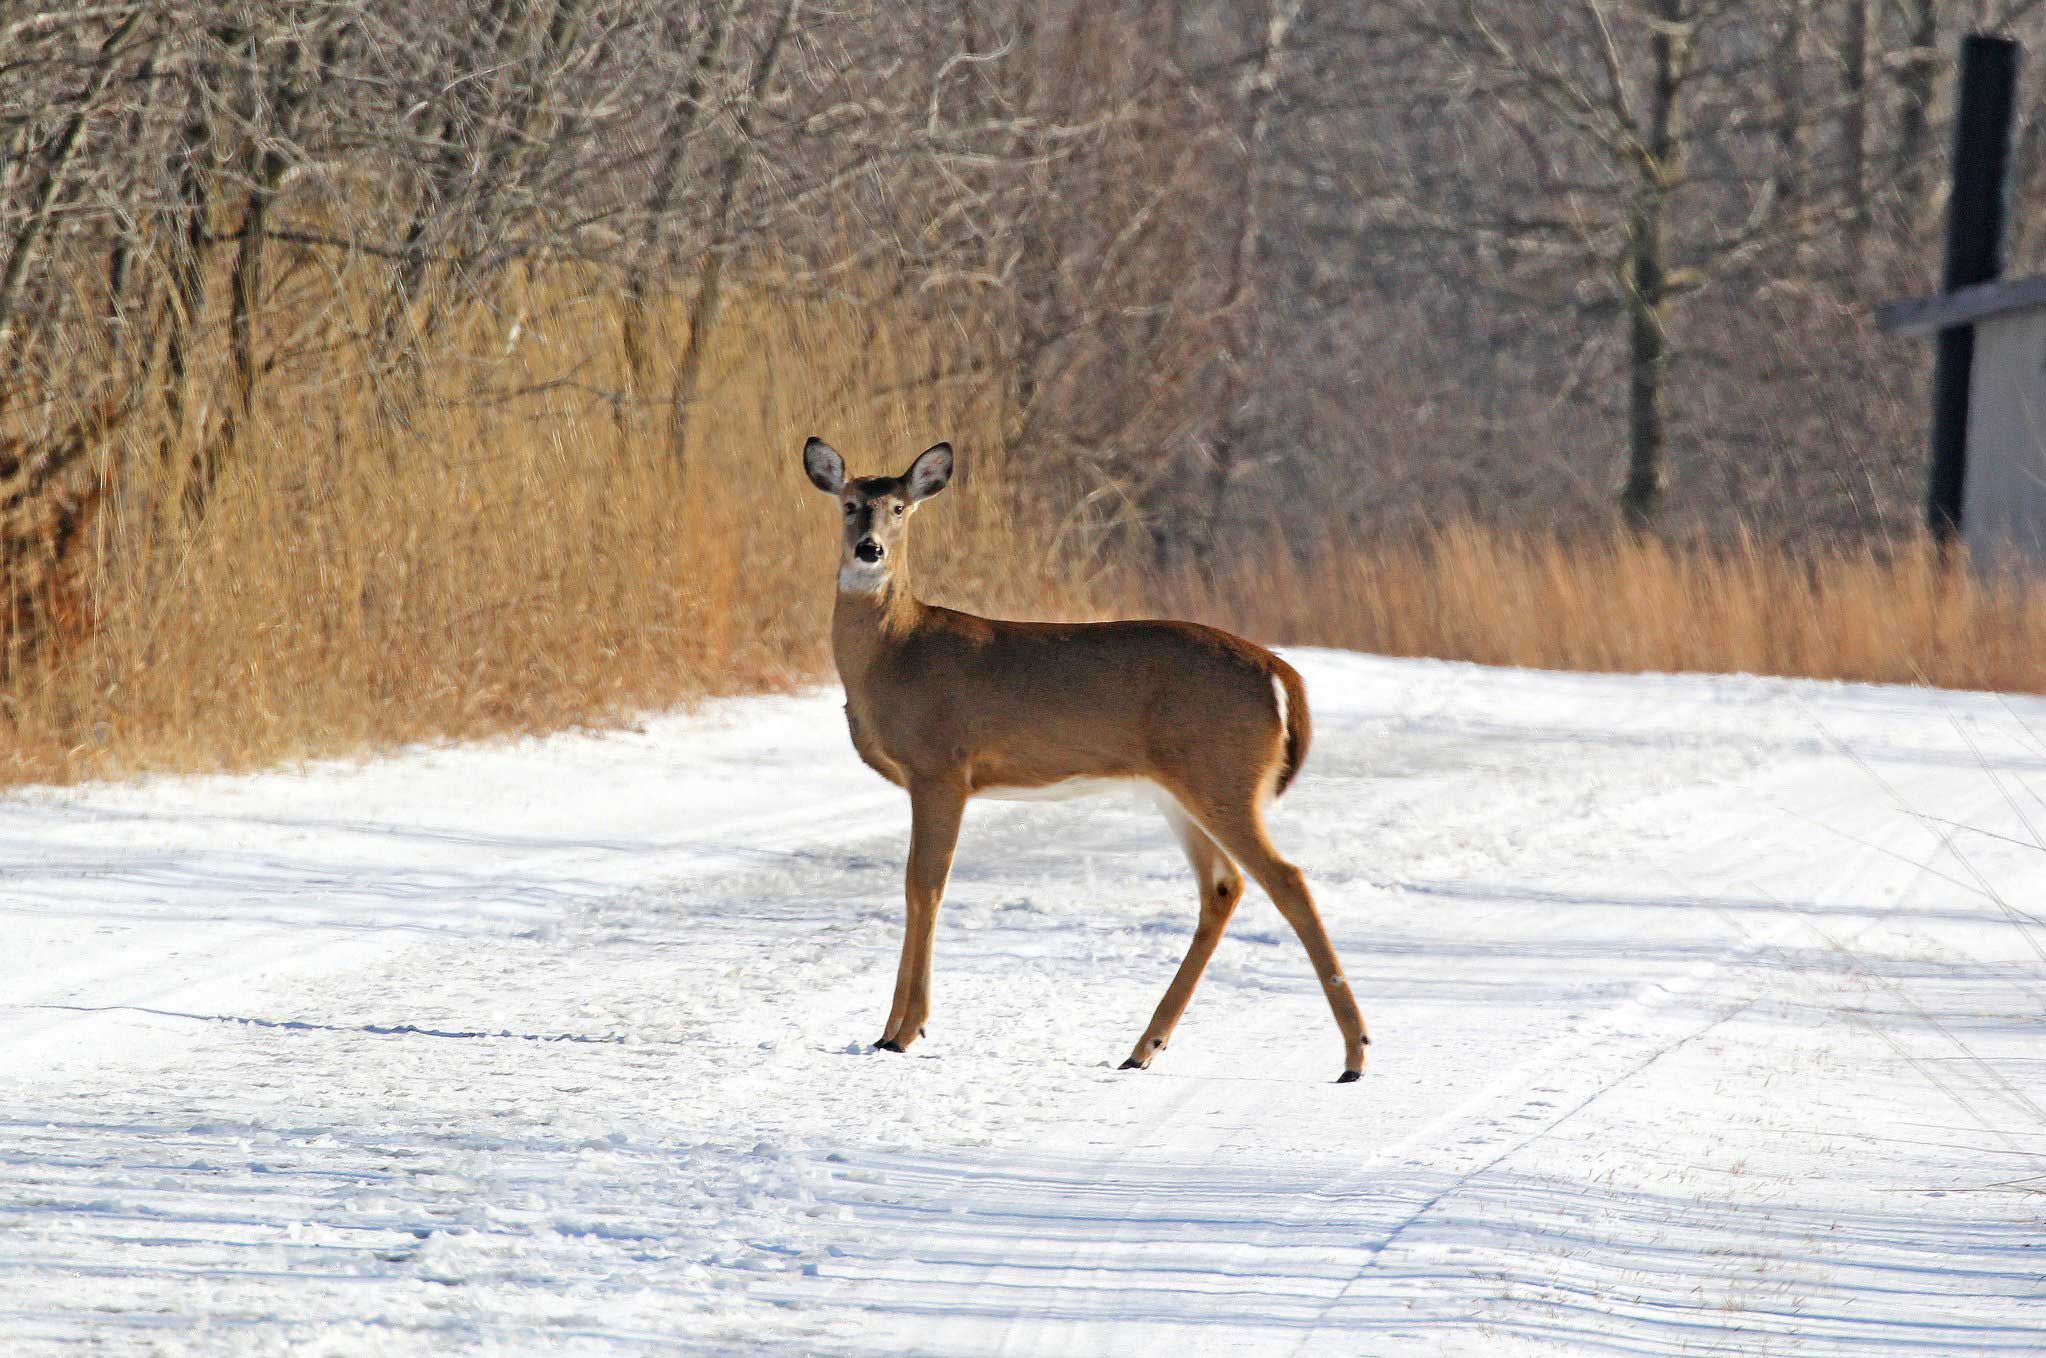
[843,503,856,517]
[892,503,904,517]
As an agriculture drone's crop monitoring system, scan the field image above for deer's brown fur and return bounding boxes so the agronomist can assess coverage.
[804,437,1367,1081]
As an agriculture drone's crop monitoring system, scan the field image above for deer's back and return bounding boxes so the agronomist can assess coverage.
[841,607,1298,796]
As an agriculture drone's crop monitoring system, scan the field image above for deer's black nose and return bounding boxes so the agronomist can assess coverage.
[854,539,884,563]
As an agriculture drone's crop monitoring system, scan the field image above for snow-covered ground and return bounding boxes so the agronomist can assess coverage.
[2,650,2041,1356]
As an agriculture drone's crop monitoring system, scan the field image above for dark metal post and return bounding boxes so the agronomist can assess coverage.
[1927,34,2021,543]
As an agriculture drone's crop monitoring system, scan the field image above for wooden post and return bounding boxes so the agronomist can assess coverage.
[1927,35,2020,544]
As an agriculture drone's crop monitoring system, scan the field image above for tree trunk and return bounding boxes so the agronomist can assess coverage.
[1621,0,1688,530]
[0,11,143,405]
[457,0,588,286]
[1768,1,1804,209]
[1841,0,1868,265]
[159,27,234,505]
[1001,2,1047,454]
[1196,0,1299,560]
[380,0,521,355]
[1894,0,1939,222]
[102,45,162,372]
[621,0,737,400]
[1622,212,1668,529]
[666,0,799,462]
[226,33,314,422]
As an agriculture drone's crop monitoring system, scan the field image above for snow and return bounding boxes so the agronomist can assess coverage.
[1,650,2041,1355]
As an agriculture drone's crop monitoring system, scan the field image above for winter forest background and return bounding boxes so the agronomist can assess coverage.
[6,1,2046,777]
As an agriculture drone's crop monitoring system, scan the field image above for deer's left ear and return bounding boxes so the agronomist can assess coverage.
[803,437,846,495]
[903,442,954,502]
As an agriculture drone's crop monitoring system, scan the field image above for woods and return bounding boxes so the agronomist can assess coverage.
[5,0,2046,777]
[7,2,2044,530]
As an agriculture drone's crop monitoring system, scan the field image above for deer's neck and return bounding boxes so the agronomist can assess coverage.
[831,566,924,690]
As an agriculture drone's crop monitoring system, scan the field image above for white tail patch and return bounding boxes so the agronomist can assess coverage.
[1260,673,1293,807]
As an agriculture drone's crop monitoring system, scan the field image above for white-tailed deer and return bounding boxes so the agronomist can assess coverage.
[803,437,1368,1082]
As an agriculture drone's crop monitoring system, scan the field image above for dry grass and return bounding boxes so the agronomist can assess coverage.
[10,275,2046,789]
[1170,524,2046,695]
[0,278,1101,785]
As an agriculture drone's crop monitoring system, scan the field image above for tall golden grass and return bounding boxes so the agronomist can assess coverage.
[9,274,2046,789]
[0,277,1098,784]
[1172,525,2046,694]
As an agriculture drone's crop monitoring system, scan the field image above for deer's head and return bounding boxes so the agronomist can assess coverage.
[802,438,953,593]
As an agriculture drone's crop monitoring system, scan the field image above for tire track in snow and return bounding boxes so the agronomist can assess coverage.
[11,654,2042,1355]
[0,767,907,1066]
[1270,763,1987,1352]
[882,717,1956,1358]
[790,729,1700,1352]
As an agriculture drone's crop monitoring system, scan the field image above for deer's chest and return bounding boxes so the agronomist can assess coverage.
[842,700,910,788]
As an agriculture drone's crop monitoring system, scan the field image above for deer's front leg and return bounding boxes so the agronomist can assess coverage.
[876,779,966,1053]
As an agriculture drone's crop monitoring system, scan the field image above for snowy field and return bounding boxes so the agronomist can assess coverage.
[1,649,2041,1356]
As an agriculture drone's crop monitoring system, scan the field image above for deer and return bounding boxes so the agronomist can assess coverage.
[802,437,1369,1083]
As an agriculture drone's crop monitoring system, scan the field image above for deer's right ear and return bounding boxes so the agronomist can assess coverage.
[903,442,954,502]
[803,437,846,495]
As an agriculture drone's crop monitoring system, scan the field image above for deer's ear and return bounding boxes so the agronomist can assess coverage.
[903,442,953,502]
[803,437,846,495]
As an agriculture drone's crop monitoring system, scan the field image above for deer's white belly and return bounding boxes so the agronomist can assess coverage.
[975,776,1150,804]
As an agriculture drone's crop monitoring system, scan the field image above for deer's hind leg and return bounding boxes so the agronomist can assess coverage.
[1175,787,1368,1083]
[1122,792,1247,1071]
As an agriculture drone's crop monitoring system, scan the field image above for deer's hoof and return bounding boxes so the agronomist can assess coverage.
[875,1038,905,1053]
[1118,1057,1148,1071]
[1336,1069,1362,1084]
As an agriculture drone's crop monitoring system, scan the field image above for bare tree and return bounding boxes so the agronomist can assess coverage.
[0,8,144,401]
[665,0,796,460]
[618,0,736,397]
[8,0,2046,651]
[1318,1,1892,526]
